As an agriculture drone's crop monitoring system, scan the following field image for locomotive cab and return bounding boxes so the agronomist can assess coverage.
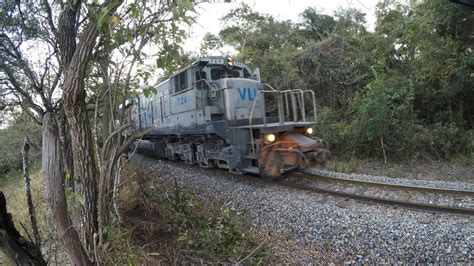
[130,56,330,180]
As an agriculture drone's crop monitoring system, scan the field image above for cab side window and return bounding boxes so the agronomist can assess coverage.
[174,71,188,93]
[243,68,251,78]
[211,68,226,80]
[195,70,208,90]
[195,70,207,81]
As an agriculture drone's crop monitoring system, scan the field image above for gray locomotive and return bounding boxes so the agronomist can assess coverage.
[130,56,330,179]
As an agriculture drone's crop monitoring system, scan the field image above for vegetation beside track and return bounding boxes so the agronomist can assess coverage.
[0,162,269,264]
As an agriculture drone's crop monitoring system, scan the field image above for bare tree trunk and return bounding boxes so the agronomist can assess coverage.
[0,191,46,265]
[22,136,41,248]
[62,24,101,257]
[64,103,99,258]
[42,113,92,266]
[97,67,116,241]
[57,1,123,256]
[380,135,388,164]
[59,108,74,191]
[98,145,118,243]
[112,160,123,225]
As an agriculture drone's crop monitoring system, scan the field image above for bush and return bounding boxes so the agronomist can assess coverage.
[147,184,268,264]
[350,70,417,155]
[425,122,473,160]
[315,107,352,157]
[314,70,421,160]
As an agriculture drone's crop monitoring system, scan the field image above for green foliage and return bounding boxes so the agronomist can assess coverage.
[200,33,223,55]
[142,86,157,98]
[426,122,471,159]
[350,70,416,157]
[65,188,85,206]
[156,49,195,76]
[149,185,268,263]
[299,8,336,41]
[207,0,474,162]
[0,113,41,178]
[294,35,374,113]
[333,8,367,35]
[315,107,351,154]
[0,0,45,40]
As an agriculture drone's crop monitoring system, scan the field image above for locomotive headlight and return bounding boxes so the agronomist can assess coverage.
[266,133,276,142]
[306,127,314,135]
[226,55,233,69]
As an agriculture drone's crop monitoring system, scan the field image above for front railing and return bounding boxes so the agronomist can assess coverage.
[248,84,318,155]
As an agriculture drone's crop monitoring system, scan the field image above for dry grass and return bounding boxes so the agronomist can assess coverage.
[0,166,70,265]
[0,166,49,264]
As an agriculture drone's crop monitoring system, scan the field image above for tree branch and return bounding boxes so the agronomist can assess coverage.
[116,129,151,159]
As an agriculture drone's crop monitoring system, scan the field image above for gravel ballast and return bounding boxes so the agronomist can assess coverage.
[133,155,473,264]
[305,168,474,191]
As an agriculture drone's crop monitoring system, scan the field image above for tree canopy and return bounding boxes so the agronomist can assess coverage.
[202,0,474,160]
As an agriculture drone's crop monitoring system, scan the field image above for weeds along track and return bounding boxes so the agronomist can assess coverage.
[286,172,474,216]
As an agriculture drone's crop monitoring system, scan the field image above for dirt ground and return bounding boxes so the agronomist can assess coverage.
[328,158,474,183]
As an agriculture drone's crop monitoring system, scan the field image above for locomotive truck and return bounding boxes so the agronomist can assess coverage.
[130,56,330,179]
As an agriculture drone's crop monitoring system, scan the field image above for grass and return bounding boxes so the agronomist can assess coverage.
[0,163,47,238]
[0,163,52,264]
[449,152,474,166]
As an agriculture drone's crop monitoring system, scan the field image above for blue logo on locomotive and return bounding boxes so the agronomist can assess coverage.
[237,87,257,101]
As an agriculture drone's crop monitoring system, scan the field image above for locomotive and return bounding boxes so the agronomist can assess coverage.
[130,56,330,179]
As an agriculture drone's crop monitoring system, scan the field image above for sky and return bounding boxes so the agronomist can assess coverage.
[184,0,380,53]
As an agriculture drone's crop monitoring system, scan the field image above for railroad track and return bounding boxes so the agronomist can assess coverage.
[282,172,474,216]
[132,153,474,216]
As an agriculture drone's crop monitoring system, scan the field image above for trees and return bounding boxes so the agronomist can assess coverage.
[0,114,41,176]
[207,1,473,161]
[0,0,472,262]
[1,0,196,264]
[52,0,195,262]
[299,8,336,41]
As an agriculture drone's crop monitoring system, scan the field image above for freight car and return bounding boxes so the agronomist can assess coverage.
[130,56,330,179]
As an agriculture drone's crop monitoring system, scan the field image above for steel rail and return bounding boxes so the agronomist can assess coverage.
[132,154,474,216]
[276,180,474,216]
[290,172,474,197]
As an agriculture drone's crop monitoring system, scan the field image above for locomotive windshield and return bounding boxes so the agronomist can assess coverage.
[210,67,240,80]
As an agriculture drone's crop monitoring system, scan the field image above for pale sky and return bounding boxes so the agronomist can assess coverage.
[184,0,379,53]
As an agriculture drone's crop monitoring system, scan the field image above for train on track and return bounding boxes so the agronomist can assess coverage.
[129,56,330,179]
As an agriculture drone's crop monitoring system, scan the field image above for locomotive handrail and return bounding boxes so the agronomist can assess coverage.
[248,86,318,155]
[278,89,317,123]
[304,89,317,123]
[262,83,277,91]
[278,89,304,122]
[249,89,274,155]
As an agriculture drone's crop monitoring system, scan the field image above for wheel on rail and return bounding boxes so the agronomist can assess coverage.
[258,147,283,181]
